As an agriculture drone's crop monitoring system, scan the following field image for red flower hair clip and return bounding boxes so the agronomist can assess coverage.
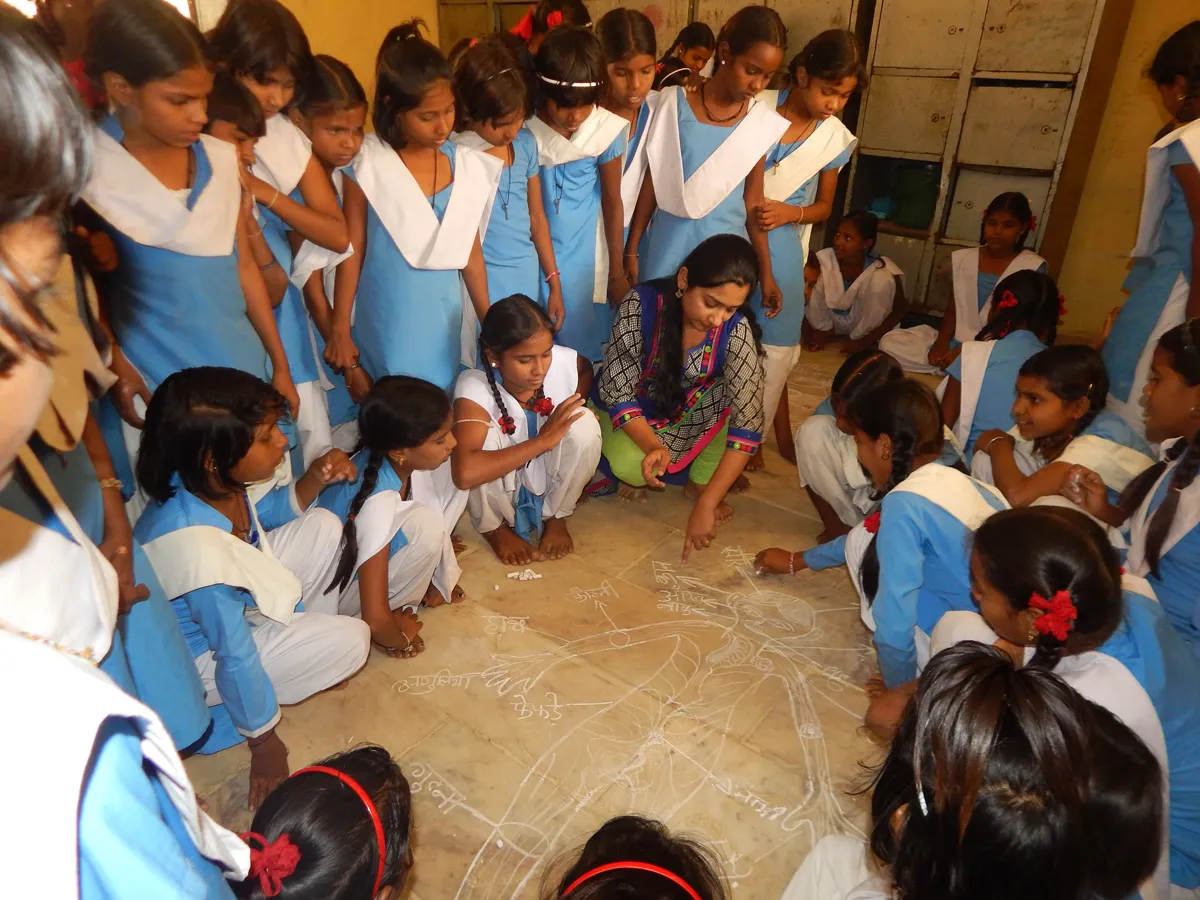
[511,6,535,40]
[546,9,563,27]
[995,289,1020,311]
[498,415,517,435]
[1029,589,1077,641]
[1028,214,1038,231]
[1057,293,1067,318]
[864,511,881,534]
[241,832,301,898]
[532,396,554,415]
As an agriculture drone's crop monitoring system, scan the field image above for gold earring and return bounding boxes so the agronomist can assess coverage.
[1026,626,1038,643]
[881,451,890,461]
[675,288,684,298]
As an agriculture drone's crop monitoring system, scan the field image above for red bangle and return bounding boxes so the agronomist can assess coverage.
[544,270,560,283]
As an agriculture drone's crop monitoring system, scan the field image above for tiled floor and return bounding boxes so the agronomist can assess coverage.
[187,349,884,899]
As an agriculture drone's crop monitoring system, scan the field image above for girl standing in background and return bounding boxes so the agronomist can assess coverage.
[655,21,715,88]
[510,0,590,55]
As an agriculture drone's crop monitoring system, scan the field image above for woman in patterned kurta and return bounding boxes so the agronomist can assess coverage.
[595,234,764,559]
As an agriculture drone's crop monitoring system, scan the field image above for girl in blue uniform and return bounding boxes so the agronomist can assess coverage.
[326,21,496,394]
[753,30,862,467]
[510,0,590,55]
[452,34,565,336]
[528,26,628,362]
[0,10,249,896]
[81,0,298,413]
[655,22,715,88]
[319,376,467,658]
[627,6,788,307]
[290,55,369,451]
[133,367,370,810]
[1101,24,1200,434]
[939,269,1059,463]
[756,379,1008,686]
[972,344,1154,508]
[1064,320,1200,669]
[881,192,1046,374]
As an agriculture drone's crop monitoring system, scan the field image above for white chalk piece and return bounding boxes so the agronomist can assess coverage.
[494,585,500,591]
[496,839,504,849]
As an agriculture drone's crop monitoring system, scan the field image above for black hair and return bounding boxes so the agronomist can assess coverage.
[207,0,314,92]
[205,68,267,139]
[295,54,366,118]
[648,234,761,417]
[1149,21,1200,123]
[452,32,533,127]
[972,506,1124,669]
[528,0,591,37]
[711,5,786,77]
[535,25,606,109]
[848,379,945,600]
[653,56,693,90]
[540,815,729,900]
[84,0,207,89]
[1118,319,1200,576]
[136,366,289,504]
[788,28,867,90]
[596,8,656,65]
[1017,345,1108,458]
[867,641,1161,900]
[479,293,556,430]
[839,209,879,251]
[373,19,452,150]
[974,268,1060,344]
[326,376,452,594]
[830,348,903,415]
[0,6,91,372]
[233,745,413,900]
[978,191,1035,252]
[662,22,715,63]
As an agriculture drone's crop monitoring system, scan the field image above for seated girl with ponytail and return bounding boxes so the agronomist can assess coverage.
[317,376,467,659]
[1062,320,1200,666]
[596,234,765,560]
[452,294,600,566]
[756,380,1008,687]
[235,745,413,900]
[971,345,1154,509]
[913,506,1200,894]
[133,367,371,809]
[938,269,1060,463]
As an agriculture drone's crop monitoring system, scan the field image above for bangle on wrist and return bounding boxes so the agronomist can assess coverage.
[788,551,796,575]
[98,477,123,492]
[983,434,1011,453]
[259,260,279,272]
[544,270,559,283]
[266,187,280,211]
[797,207,805,224]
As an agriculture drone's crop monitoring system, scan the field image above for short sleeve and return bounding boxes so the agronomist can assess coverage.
[724,319,765,451]
[1168,139,1196,167]
[599,130,627,165]
[946,354,963,381]
[521,130,539,179]
[823,146,853,172]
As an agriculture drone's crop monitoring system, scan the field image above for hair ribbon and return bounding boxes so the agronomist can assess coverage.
[864,511,881,534]
[240,832,301,898]
[545,10,563,27]
[1028,589,1077,641]
[995,289,1019,311]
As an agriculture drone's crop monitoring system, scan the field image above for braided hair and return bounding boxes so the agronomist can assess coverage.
[1017,345,1108,460]
[1117,320,1200,576]
[325,376,451,594]
[974,269,1060,344]
[972,506,1123,669]
[479,294,556,436]
[978,191,1034,252]
[848,379,945,601]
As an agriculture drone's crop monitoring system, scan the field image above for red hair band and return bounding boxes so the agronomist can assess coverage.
[1029,589,1077,641]
[511,7,534,40]
[291,765,388,898]
[561,861,702,900]
[995,289,1019,311]
[241,832,301,897]
[546,9,563,27]
[1057,293,1067,318]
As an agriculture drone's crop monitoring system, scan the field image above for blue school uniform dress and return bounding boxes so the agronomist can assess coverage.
[1103,122,1199,428]
[804,462,1008,686]
[317,449,411,555]
[1100,582,1200,887]
[350,135,502,392]
[946,329,1046,460]
[528,107,628,363]
[754,92,856,347]
[476,127,542,304]
[82,116,267,392]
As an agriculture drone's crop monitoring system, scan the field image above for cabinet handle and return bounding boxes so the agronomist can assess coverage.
[997,23,1007,33]
[1041,125,1052,135]
[931,113,941,123]
[964,200,974,210]
[947,24,957,35]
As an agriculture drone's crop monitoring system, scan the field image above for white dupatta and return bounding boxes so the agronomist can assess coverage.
[816,247,905,312]
[1133,118,1200,259]
[645,86,788,220]
[762,112,856,203]
[951,247,1045,342]
[946,339,996,450]
[621,92,662,227]
[252,114,312,195]
[1127,438,1200,577]
[891,461,1008,528]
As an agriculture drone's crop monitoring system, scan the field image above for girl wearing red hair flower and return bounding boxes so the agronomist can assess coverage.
[510,0,590,54]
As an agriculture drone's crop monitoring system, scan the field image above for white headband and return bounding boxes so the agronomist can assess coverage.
[538,74,600,88]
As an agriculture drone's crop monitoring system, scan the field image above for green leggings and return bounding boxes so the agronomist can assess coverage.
[596,405,728,486]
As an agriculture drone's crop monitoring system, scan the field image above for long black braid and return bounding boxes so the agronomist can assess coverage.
[847,380,946,602]
[326,375,452,594]
[1117,320,1200,577]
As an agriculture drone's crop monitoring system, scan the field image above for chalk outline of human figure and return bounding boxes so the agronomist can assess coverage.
[452,551,872,899]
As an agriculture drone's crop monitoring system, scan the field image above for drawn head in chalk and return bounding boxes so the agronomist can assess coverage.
[541,814,729,900]
[234,745,415,900]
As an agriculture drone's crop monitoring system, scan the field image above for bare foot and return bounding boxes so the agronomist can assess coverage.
[421,581,448,609]
[451,584,466,603]
[483,523,545,565]
[745,448,765,472]
[451,533,467,555]
[618,482,648,504]
[539,517,574,560]
[684,481,735,525]
[865,673,886,700]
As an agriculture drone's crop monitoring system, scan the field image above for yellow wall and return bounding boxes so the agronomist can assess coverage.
[278,0,438,102]
[1057,2,1194,335]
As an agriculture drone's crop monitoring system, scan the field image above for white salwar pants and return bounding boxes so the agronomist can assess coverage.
[795,415,874,527]
[780,835,889,900]
[806,288,892,339]
[762,344,802,432]
[337,503,445,614]
[294,380,334,469]
[195,508,370,709]
[468,412,602,534]
[878,324,942,374]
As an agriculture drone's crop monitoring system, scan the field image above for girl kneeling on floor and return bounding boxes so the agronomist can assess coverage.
[596,233,765,560]
[756,379,1007,686]
[134,366,371,809]
[318,376,467,659]
[452,294,600,566]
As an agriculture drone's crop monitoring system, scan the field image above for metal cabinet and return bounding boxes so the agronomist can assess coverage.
[859,75,957,157]
[876,234,928,300]
[925,245,957,313]
[976,0,1101,74]
[958,85,1073,170]
[945,170,1051,243]
[873,0,970,70]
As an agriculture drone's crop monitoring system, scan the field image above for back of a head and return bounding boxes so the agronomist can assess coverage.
[373,19,451,147]
[654,57,692,89]
[596,8,656,64]
[235,745,412,900]
[975,268,1059,344]
[679,233,759,292]
[208,0,313,87]
[1150,21,1200,123]
[792,28,866,88]
[848,378,943,457]
[452,33,533,126]
[207,68,267,138]
[85,0,207,89]
[870,642,1094,900]
[713,5,786,73]
[831,349,902,405]
[1017,344,1108,431]
[535,25,605,108]
[530,0,591,36]
[357,375,451,455]
[295,54,366,117]
[542,815,728,900]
